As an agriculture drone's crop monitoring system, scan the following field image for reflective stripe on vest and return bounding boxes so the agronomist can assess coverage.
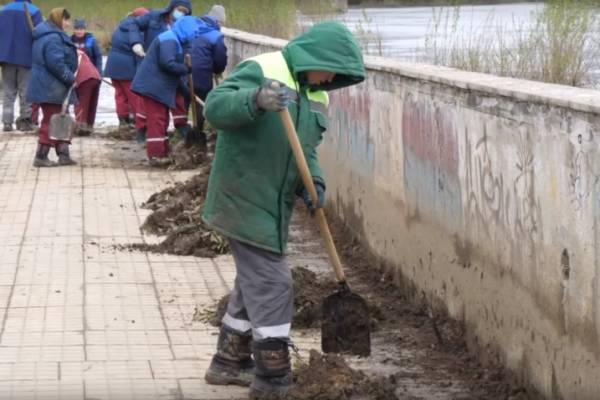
[247,51,329,115]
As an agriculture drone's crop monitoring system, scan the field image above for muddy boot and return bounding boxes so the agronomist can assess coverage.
[33,144,58,168]
[148,156,171,168]
[16,117,34,132]
[205,325,254,387]
[136,128,146,144]
[56,143,77,166]
[249,339,291,400]
[118,118,128,129]
[3,123,13,132]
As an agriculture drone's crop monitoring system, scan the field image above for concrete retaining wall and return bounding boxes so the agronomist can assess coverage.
[222,28,600,399]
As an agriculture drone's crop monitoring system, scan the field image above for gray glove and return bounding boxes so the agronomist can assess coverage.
[255,83,290,112]
[132,43,146,58]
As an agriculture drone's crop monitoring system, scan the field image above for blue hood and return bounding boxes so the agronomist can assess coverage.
[33,20,66,40]
[172,15,202,45]
[198,16,221,33]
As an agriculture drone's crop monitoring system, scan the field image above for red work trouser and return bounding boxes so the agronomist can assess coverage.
[135,92,187,131]
[171,92,188,128]
[38,103,70,146]
[142,95,169,158]
[75,79,100,126]
[113,79,141,121]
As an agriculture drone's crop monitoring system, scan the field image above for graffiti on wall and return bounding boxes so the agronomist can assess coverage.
[328,87,375,175]
[402,94,462,228]
[464,124,543,271]
[568,130,599,211]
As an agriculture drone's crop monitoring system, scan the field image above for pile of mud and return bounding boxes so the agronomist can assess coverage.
[290,350,398,400]
[130,172,229,258]
[198,266,337,328]
[168,141,206,170]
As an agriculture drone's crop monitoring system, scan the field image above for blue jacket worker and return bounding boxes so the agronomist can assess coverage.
[27,7,78,168]
[104,7,150,127]
[131,16,201,166]
[71,19,103,73]
[0,0,43,132]
[190,5,228,131]
[124,0,193,57]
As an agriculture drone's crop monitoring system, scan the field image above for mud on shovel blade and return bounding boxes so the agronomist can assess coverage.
[49,86,76,142]
[278,104,371,357]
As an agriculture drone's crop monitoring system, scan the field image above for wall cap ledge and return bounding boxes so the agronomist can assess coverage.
[223,27,600,115]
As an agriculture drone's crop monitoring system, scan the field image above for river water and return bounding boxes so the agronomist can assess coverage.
[334,2,544,59]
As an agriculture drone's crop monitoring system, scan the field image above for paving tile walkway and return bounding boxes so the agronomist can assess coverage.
[0,134,327,400]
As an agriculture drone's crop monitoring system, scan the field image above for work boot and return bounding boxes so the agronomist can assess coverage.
[205,325,254,387]
[16,117,35,132]
[33,143,58,168]
[3,123,13,132]
[118,118,130,130]
[55,142,77,166]
[135,128,146,144]
[249,339,292,400]
[127,116,136,129]
[148,156,171,168]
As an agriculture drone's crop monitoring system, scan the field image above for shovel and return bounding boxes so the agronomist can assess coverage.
[184,54,207,149]
[279,106,371,357]
[49,85,76,142]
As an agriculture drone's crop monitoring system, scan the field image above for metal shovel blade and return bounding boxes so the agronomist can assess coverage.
[321,284,371,356]
[49,113,75,142]
[184,127,207,149]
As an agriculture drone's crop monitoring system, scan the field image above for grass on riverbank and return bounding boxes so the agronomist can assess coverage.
[0,0,298,50]
[421,0,600,87]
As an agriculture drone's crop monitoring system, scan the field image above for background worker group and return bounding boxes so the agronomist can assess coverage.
[0,0,227,167]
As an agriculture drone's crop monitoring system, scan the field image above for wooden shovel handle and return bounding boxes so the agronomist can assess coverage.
[279,108,346,284]
[185,54,197,129]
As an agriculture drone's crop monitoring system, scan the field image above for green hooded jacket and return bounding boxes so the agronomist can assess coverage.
[202,22,365,254]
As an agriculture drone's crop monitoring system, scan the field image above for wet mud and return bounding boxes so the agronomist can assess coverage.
[324,218,538,400]
[290,350,398,400]
[129,171,229,258]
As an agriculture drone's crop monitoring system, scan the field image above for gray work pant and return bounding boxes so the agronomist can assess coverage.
[2,63,32,125]
[222,239,293,340]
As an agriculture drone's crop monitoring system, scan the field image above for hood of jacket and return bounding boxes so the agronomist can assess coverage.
[199,15,221,32]
[282,21,365,91]
[157,0,192,15]
[171,15,201,45]
[33,20,69,41]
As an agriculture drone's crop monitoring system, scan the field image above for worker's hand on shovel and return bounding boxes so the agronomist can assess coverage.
[300,181,326,216]
[255,82,290,112]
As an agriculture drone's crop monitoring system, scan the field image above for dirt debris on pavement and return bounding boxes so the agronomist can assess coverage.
[98,127,210,170]
[168,140,207,170]
[126,170,230,258]
[103,126,137,141]
[197,266,338,328]
[290,350,398,400]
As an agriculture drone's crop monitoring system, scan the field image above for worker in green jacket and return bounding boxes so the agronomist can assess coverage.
[202,21,365,399]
